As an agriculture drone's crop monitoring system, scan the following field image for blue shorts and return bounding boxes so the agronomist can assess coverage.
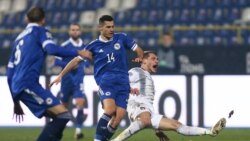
[98,78,130,109]
[15,83,61,118]
[60,74,86,103]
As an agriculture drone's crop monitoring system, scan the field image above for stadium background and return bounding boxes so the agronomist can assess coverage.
[0,0,250,140]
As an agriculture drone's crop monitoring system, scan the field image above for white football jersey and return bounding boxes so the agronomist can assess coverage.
[128,67,155,105]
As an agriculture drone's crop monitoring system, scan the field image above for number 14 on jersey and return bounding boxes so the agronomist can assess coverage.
[107,53,115,63]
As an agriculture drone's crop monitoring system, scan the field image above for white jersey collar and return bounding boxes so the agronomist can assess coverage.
[99,35,113,43]
[69,38,83,47]
[26,23,40,28]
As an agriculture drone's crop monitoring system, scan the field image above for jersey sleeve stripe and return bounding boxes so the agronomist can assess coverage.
[78,56,84,60]
[8,62,14,68]
[55,56,62,60]
[131,44,138,51]
[42,40,55,48]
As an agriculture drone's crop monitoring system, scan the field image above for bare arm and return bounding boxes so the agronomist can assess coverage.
[78,50,93,60]
[133,46,144,63]
[49,57,82,87]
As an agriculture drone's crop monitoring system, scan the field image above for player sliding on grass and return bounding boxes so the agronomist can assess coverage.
[111,51,226,141]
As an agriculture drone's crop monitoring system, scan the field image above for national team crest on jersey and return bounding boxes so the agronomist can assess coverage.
[105,91,111,96]
[114,43,120,50]
[46,97,53,105]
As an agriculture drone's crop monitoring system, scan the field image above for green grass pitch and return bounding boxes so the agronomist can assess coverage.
[0,127,249,141]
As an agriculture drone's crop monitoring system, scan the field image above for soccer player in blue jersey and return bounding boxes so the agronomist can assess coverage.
[50,15,144,141]
[7,7,88,141]
[54,23,91,139]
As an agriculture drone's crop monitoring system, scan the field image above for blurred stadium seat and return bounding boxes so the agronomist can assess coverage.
[0,0,11,13]
[1,0,250,49]
[79,11,96,26]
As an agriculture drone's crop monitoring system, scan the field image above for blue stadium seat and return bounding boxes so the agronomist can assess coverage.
[163,9,174,25]
[68,11,79,24]
[240,30,250,46]
[228,8,241,23]
[136,0,151,9]
[1,35,12,49]
[212,8,223,24]
[45,0,57,11]
[1,0,250,48]
[113,12,124,26]
[77,0,89,10]
[234,0,250,8]
[130,9,146,25]
[202,0,215,8]
[147,10,158,25]
[196,8,210,24]
[172,0,182,9]
[179,9,193,25]
[92,0,105,9]
[154,0,166,9]
[61,0,71,10]
[81,32,94,45]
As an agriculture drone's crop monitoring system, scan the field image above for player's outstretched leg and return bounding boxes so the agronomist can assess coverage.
[210,118,226,136]
[111,120,144,141]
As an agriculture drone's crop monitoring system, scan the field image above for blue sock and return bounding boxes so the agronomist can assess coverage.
[37,112,71,141]
[105,124,117,140]
[75,109,84,129]
[94,113,112,141]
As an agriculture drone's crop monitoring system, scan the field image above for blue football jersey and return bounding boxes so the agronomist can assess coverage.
[57,38,85,63]
[84,33,137,85]
[55,38,88,73]
[55,38,90,85]
[7,23,77,96]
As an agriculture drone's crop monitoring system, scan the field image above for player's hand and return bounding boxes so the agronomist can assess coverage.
[130,88,140,95]
[49,76,62,87]
[13,100,24,123]
[132,57,142,63]
[155,130,170,141]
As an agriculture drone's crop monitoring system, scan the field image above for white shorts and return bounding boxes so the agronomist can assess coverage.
[127,100,163,128]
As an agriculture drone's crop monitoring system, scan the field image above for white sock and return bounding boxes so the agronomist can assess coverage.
[111,120,144,141]
[177,125,212,136]
[75,128,81,134]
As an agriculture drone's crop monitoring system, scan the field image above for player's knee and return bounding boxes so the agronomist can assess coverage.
[75,98,85,108]
[139,117,152,127]
[104,107,116,116]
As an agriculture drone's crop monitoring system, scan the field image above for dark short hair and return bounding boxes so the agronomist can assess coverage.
[27,7,45,23]
[70,23,80,28]
[163,31,172,36]
[99,15,113,25]
[143,51,157,59]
